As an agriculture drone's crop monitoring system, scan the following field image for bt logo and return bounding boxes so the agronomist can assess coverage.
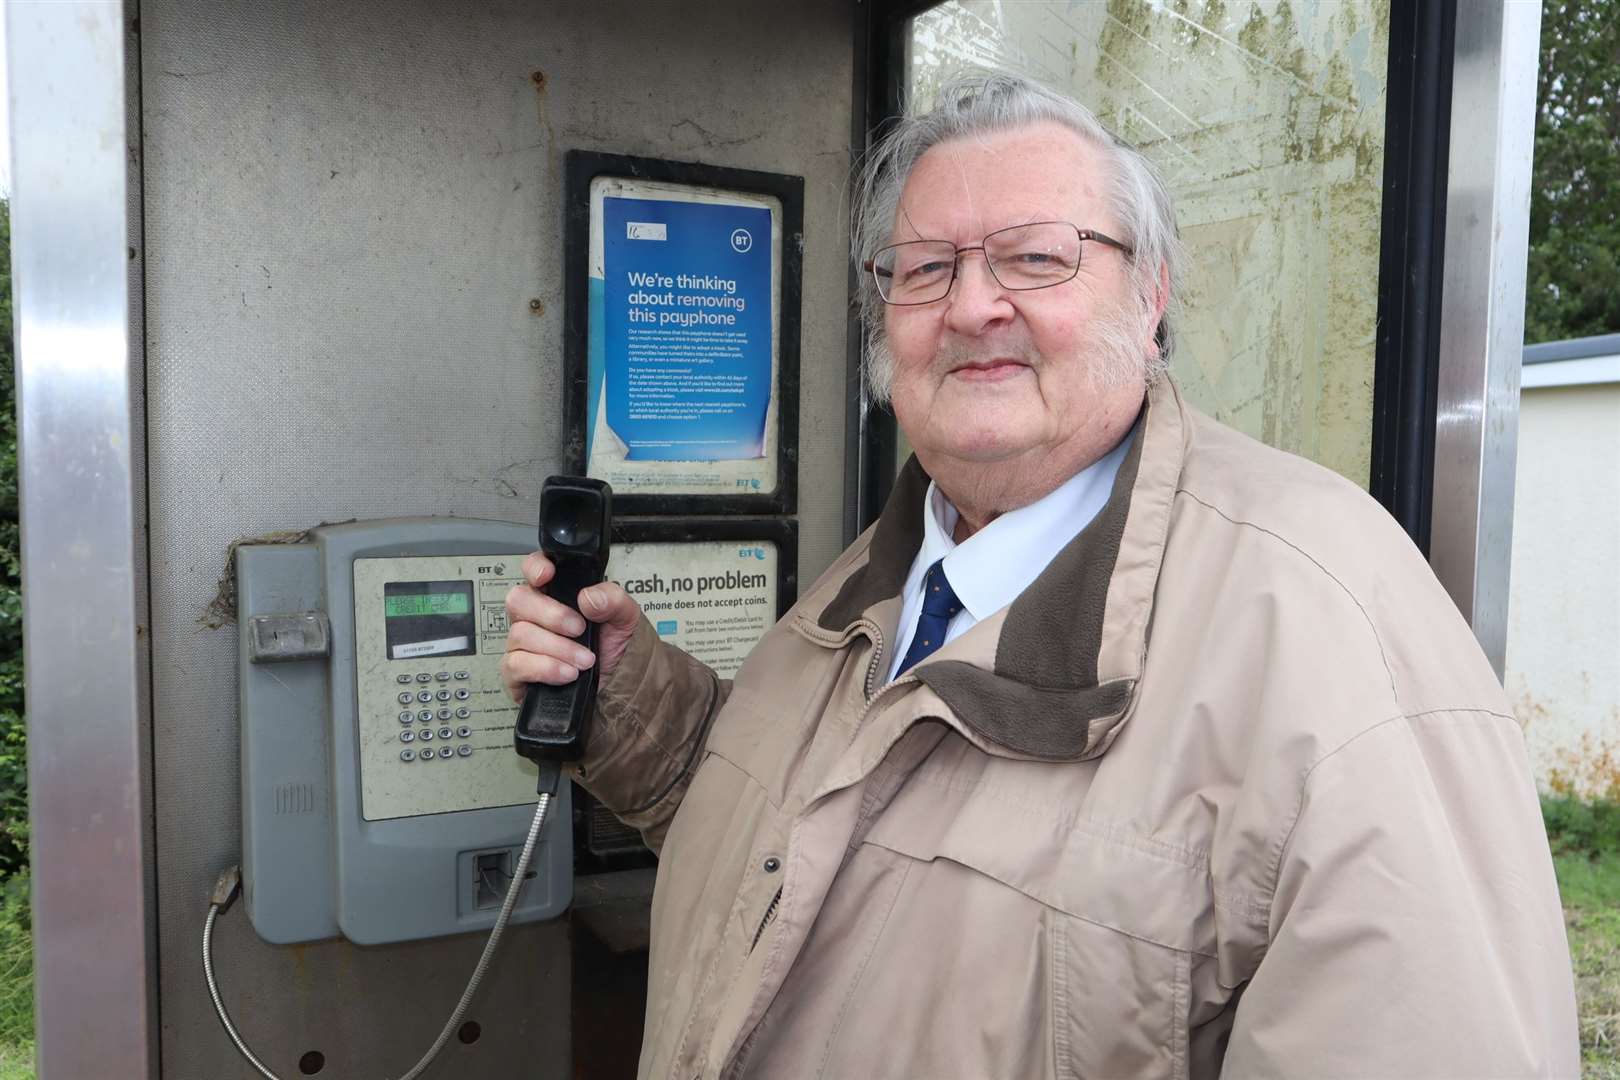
[730,228,753,254]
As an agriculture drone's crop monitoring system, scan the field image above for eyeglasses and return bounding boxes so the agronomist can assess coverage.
[864,221,1133,306]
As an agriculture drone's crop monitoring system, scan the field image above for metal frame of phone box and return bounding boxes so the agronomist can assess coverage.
[562,148,804,516]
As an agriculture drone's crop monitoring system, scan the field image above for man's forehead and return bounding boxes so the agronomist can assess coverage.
[890,123,1110,241]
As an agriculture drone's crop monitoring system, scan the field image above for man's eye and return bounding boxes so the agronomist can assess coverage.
[1011,251,1055,265]
[899,259,952,281]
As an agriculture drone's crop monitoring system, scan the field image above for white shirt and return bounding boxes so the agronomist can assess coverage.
[886,434,1132,683]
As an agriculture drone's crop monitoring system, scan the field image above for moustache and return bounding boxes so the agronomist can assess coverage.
[934,335,1042,373]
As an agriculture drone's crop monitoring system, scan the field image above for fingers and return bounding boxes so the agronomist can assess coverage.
[576,581,640,631]
[521,550,554,589]
[505,582,587,638]
[500,647,583,698]
[506,619,596,672]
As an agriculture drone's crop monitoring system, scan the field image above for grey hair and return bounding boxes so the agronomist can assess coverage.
[852,70,1185,402]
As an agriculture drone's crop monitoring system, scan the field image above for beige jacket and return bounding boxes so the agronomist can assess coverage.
[578,376,1579,1079]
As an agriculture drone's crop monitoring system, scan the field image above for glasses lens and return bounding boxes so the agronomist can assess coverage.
[985,223,1082,290]
[873,241,958,304]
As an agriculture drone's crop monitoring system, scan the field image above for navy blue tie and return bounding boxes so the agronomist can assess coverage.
[896,560,962,676]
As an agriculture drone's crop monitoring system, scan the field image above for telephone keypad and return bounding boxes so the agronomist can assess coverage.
[456,745,472,758]
[454,671,470,680]
[400,749,416,762]
[398,712,413,725]
[415,673,433,684]
[456,726,472,738]
[417,709,434,723]
[437,747,455,759]
[400,731,415,743]
[416,690,433,704]
[436,689,451,702]
[419,728,434,741]
[397,692,414,705]
[455,707,470,719]
[454,688,470,701]
[435,671,451,682]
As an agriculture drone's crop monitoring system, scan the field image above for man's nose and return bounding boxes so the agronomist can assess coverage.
[943,251,1014,334]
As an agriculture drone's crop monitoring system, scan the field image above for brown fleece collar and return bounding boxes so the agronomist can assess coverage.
[813,378,1185,761]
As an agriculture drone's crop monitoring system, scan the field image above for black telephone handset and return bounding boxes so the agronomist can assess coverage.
[514,476,612,763]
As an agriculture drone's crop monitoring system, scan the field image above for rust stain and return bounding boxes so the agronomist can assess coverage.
[1542,727,1620,802]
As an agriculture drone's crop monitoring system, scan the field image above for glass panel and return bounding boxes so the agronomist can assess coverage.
[903,1,1391,487]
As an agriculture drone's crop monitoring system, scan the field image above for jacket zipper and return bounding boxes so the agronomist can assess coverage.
[749,887,782,953]
[743,623,912,959]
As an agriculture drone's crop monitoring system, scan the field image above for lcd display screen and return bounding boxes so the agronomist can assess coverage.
[384,580,476,659]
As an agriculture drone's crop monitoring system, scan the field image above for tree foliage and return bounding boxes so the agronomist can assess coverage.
[1526,0,1620,343]
[0,199,24,877]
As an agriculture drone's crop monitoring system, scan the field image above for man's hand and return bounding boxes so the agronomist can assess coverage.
[500,550,642,701]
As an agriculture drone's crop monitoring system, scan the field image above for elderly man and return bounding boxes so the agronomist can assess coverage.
[504,73,1578,1079]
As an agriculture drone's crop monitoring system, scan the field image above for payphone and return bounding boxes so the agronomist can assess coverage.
[233,516,573,945]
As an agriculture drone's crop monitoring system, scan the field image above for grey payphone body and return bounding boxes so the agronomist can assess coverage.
[236,517,572,946]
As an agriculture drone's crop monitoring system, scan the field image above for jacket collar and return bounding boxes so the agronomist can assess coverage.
[805,375,1188,761]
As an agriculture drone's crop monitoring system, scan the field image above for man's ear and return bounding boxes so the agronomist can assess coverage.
[1146,261,1170,356]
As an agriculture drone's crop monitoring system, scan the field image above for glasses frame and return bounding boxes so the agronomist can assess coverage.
[863,222,1134,306]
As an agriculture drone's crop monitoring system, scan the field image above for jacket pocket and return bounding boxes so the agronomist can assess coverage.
[1050,910,1191,1080]
[861,772,1208,1079]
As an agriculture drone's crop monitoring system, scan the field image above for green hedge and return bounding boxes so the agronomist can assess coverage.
[1544,795,1620,861]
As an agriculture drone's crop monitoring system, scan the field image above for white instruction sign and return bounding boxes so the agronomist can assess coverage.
[608,540,779,679]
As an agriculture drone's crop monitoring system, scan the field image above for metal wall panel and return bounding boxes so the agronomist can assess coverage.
[1430,0,1541,678]
[9,1,159,1075]
[140,0,856,1074]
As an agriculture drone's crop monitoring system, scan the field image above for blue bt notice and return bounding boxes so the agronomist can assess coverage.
[599,196,773,461]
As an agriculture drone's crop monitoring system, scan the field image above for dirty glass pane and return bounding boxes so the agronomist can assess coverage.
[904,0,1390,487]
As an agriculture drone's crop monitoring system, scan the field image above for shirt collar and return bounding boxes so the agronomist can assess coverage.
[921,434,1133,623]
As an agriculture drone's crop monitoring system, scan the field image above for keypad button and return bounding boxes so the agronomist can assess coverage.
[455,707,470,719]
[397,692,414,705]
[416,690,433,703]
[396,674,412,685]
[435,671,451,682]
[454,671,470,680]
[438,727,453,740]
[436,689,451,702]
[415,672,432,684]
[418,751,433,763]
[398,712,413,725]
[417,709,434,723]
[438,746,454,759]
[400,749,416,762]
[419,728,434,741]
[400,731,415,743]
[454,688,470,700]
[456,745,472,758]
[456,725,471,738]
[437,707,452,721]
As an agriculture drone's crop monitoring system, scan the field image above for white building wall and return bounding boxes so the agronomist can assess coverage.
[1505,375,1620,797]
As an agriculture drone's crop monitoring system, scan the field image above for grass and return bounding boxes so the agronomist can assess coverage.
[0,873,28,1080]
[1545,797,1620,1077]
[0,1043,29,1080]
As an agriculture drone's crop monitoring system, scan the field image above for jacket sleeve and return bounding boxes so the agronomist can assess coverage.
[568,613,731,854]
[1221,708,1581,1078]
